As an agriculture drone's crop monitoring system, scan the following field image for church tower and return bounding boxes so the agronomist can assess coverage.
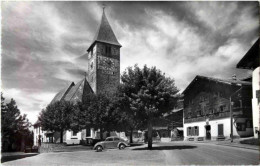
[87,8,121,94]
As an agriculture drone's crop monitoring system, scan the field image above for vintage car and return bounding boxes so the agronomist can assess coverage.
[93,136,130,152]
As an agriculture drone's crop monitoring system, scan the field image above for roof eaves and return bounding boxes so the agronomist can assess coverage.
[182,75,251,95]
[237,38,259,69]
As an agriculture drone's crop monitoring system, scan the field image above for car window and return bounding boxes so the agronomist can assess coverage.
[106,138,113,141]
[114,137,120,141]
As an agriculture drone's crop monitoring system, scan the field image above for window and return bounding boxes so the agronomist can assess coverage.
[86,128,91,137]
[187,127,192,136]
[219,106,224,112]
[72,131,77,136]
[106,137,113,141]
[105,45,111,56]
[114,137,120,141]
[191,127,195,136]
[194,126,199,136]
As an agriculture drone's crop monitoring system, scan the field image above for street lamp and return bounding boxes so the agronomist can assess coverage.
[229,86,242,143]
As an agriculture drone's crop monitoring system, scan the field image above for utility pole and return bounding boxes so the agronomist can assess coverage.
[230,97,233,143]
[229,86,242,143]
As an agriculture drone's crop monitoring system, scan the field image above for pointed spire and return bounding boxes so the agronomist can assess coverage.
[87,7,121,51]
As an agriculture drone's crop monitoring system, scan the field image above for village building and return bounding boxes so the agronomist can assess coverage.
[236,38,259,138]
[182,75,253,141]
[33,9,124,145]
[147,99,184,142]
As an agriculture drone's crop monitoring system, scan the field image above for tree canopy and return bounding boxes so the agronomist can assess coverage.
[40,100,76,143]
[120,65,179,149]
[1,93,32,152]
[77,93,122,140]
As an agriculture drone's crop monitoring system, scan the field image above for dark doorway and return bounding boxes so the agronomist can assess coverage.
[205,125,211,140]
[218,124,224,136]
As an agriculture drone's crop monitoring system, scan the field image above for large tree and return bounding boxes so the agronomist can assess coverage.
[40,101,76,143]
[114,88,145,143]
[1,93,32,151]
[121,65,179,149]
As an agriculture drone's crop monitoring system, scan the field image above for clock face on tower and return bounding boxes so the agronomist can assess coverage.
[97,55,119,75]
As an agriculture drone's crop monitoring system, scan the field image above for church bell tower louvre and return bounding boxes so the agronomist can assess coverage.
[86,8,121,95]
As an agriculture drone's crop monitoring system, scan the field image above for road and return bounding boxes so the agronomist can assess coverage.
[3,142,259,165]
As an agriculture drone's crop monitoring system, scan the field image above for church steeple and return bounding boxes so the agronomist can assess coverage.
[87,8,121,51]
[87,8,121,95]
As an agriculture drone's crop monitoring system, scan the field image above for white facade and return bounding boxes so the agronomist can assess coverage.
[184,117,253,141]
[34,126,47,146]
[252,67,260,138]
[33,126,127,146]
[65,130,82,145]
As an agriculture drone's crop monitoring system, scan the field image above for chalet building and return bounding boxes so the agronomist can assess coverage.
[236,38,259,138]
[150,99,184,142]
[33,9,125,145]
[182,75,253,141]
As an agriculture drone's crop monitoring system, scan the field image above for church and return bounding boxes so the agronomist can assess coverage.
[33,9,124,145]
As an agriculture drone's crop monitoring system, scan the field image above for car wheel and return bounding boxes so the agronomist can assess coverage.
[96,145,103,152]
[119,144,126,150]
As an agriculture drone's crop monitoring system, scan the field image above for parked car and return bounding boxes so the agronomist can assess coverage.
[93,136,130,152]
[66,138,80,145]
[24,145,38,153]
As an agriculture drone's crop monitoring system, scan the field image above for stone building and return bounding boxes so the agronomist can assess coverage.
[33,9,124,145]
[236,38,259,138]
[182,75,253,141]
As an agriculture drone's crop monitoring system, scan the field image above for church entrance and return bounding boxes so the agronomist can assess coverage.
[205,125,211,140]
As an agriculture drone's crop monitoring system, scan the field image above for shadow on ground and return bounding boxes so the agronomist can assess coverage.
[130,143,145,147]
[132,145,197,150]
[1,153,38,163]
[48,145,93,153]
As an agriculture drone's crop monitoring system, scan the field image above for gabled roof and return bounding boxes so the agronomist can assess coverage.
[87,9,121,51]
[51,77,94,104]
[182,75,252,95]
[64,78,93,103]
[51,82,75,104]
[237,38,259,70]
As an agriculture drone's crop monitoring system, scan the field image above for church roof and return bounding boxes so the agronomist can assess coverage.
[51,77,94,104]
[51,82,75,104]
[87,9,121,51]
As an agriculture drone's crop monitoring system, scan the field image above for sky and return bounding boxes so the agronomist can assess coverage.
[1,1,259,124]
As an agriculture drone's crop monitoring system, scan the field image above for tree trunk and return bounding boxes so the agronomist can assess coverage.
[147,119,153,150]
[60,129,63,143]
[100,128,103,140]
[130,129,133,143]
[21,135,25,152]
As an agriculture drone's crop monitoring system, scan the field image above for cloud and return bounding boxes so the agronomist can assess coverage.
[2,88,56,123]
